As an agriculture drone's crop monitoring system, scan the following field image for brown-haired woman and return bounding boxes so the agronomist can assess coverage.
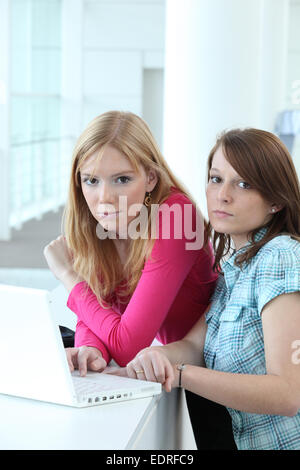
[123,128,300,450]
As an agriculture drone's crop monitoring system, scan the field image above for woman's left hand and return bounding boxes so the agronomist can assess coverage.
[43,235,78,282]
[102,366,129,377]
[126,348,177,392]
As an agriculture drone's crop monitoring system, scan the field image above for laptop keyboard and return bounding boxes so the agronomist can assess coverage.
[72,376,116,394]
[71,371,159,405]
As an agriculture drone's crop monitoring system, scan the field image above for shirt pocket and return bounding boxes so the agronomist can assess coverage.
[218,305,244,352]
[216,305,265,374]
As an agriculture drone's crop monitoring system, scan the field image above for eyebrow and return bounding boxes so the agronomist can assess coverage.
[81,170,136,178]
[209,167,242,181]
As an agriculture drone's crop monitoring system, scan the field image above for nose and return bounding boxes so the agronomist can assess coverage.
[217,181,233,204]
[97,181,114,205]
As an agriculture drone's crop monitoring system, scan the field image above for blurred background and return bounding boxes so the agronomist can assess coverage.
[0,0,300,290]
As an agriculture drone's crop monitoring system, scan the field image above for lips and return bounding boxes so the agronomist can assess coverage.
[213,210,233,217]
[97,211,120,218]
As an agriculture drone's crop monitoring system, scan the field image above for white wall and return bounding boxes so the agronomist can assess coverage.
[61,0,166,156]
[286,0,300,176]
[286,0,300,107]
[142,69,164,147]
[82,0,165,132]
[163,0,291,213]
[0,0,11,240]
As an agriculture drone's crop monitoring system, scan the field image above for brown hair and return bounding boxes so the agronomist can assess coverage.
[204,128,300,272]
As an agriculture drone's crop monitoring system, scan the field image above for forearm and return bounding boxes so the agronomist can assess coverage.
[64,233,207,366]
[182,366,300,417]
[67,282,200,367]
[67,282,160,366]
[144,338,204,368]
[61,271,83,292]
[149,314,207,367]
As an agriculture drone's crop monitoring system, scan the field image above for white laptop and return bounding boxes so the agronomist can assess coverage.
[0,284,161,407]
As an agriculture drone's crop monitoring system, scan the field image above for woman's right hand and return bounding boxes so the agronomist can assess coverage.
[126,347,177,392]
[65,346,107,376]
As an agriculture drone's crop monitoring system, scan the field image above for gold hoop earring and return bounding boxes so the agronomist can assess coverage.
[144,192,152,207]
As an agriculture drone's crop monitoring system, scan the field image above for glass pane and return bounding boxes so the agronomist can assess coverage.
[11,0,62,216]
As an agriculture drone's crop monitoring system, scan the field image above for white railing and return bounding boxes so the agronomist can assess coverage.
[9,135,75,230]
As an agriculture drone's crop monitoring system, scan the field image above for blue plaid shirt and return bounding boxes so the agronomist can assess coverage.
[204,228,300,450]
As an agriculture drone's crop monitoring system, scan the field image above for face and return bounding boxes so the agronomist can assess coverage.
[206,146,278,250]
[80,145,157,237]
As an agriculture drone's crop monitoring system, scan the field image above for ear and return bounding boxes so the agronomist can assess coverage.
[146,169,158,192]
[270,204,283,214]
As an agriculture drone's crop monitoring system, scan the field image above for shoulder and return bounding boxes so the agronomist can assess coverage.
[157,189,199,229]
[156,188,201,236]
[149,189,204,257]
[160,188,194,208]
[251,234,300,314]
[254,234,300,270]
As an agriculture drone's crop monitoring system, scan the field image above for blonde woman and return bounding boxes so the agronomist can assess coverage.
[44,111,217,377]
[122,128,300,450]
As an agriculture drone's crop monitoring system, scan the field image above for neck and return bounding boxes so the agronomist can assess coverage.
[113,238,130,265]
[230,235,248,251]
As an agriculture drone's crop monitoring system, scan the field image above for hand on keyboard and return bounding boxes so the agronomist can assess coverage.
[102,366,128,377]
[66,346,107,377]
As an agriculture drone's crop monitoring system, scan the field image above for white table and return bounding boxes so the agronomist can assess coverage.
[0,387,196,450]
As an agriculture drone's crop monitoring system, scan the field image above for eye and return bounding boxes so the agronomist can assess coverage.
[115,176,131,184]
[82,177,98,186]
[209,175,221,183]
[238,181,251,190]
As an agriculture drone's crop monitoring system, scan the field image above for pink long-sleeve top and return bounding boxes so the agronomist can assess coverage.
[67,190,218,366]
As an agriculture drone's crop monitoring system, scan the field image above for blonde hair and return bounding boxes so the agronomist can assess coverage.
[63,111,193,306]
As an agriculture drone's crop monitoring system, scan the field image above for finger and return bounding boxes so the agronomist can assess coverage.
[163,363,175,393]
[127,358,150,382]
[138,357,157,383]
[132,360,147,381]
[117,367,129,377]
[66,348,78,372]
[127,361,139,379]
[103,367,128,377]
[135,370,147,381]
[127,354,161,383]
[144,351,174,388]
[77,348,88,377]
[137,350,166,384]
[66,351,74,372]
[151,354,168,384]
[89,356,106,372]
[164,378,173,393]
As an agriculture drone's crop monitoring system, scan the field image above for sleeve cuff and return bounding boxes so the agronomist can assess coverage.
[258,269,300,315]
[74,335,111,365]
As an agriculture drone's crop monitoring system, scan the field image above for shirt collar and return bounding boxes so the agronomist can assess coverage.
[222,226,268,271]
